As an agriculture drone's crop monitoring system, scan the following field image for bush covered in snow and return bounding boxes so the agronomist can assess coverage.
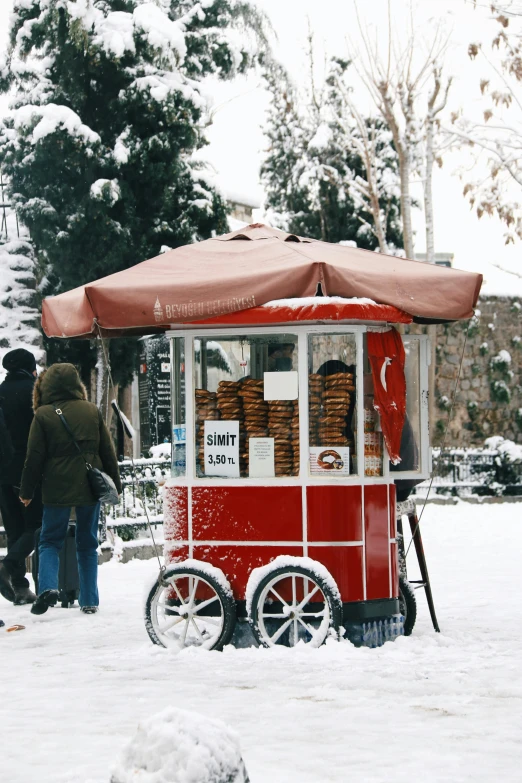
[110,706,249,783]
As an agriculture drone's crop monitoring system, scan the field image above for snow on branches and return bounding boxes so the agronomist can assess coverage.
[346,1,453,261]
[260,55,403,253]
[453,1,522,243]
[0,237,43,372]
[0,0,268,383]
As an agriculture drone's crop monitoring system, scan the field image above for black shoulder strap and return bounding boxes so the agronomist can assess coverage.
[55,408,89,466]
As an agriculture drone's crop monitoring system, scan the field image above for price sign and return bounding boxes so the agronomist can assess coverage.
[204,421,240,477]
[249,438,275,478]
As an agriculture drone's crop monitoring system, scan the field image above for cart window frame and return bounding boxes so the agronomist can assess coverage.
[167,325,429,484]
[190,331,301,481]
[390,333,431,480]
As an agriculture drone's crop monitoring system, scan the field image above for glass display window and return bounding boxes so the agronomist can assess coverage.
[308,333,358,476]
[193,334,299,479]
[389,335,423,476]
[362,364,384,478]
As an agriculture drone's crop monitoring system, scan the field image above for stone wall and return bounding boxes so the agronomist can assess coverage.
[407,296,522,447]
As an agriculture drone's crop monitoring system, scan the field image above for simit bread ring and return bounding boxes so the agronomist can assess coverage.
[326,372,354,380]
[324,388,350,398]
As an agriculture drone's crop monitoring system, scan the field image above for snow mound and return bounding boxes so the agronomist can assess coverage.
[261,295,378,309]
[149,442,171,459]
[110,706,249,783]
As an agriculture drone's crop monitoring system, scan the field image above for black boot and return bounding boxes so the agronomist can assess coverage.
[30,589,59,615]
[14,586,37,605]
[0,563,16,603]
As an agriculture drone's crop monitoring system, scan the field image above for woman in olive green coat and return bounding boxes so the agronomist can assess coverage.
[20,363,122,615]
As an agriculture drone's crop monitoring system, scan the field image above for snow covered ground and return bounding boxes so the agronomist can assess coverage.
[1,503,521,783]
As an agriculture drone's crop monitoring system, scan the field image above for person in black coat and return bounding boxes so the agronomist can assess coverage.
[0,349,42,605]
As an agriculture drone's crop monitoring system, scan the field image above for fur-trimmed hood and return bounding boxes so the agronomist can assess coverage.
[33,363,88,411]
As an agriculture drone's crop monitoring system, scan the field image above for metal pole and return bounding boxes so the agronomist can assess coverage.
[408,510,441,633]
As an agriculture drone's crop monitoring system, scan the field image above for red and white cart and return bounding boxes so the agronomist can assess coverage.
[145,299,434,649]
[41,224,482,650]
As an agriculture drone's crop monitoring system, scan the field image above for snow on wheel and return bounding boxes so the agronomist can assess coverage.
[246,556,342,648]
[399,575,417,636]
[145,560,236,651]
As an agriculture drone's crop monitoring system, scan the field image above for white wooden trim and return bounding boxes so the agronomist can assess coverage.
[298,330,309,554]
[395,334,431,480]
[167,323,426,486]
[387,485,392,599]
[167,324,368,339]
[188,485,193,558]
[168,476,393,488]
[184,334,195,482]
[173,540,364,547]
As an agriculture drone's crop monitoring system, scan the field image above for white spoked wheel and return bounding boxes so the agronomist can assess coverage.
[248,564,342,648]
[145,562,236,651]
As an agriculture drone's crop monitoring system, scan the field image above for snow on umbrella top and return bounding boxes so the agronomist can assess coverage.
[42,224,483,338]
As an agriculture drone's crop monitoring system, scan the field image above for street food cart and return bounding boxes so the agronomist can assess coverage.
[42,224,482,650]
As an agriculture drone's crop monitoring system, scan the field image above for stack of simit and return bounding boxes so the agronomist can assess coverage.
[267,399,294,475]
[318,372,355,446]
[238,379,267,475]
[195,389,219,472]
[308,373,324,446]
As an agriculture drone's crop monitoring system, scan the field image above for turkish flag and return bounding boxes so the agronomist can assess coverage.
[367,328,406,464]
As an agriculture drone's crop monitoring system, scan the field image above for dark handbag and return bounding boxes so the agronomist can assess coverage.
[55,408,119,505]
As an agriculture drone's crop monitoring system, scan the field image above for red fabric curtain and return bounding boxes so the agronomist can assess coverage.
[367,328,406,464]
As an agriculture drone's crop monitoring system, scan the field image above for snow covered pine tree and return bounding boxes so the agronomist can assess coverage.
[261,58,402,251]
[0,0,267,384]
[0,236,44,369]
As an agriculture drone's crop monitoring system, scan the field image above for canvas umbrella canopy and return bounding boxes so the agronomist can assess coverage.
[42,224,483,338]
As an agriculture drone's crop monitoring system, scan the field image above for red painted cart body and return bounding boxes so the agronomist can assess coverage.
[164,483,398,605]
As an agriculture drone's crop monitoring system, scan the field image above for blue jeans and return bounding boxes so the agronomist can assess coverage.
[39,504,101,608]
